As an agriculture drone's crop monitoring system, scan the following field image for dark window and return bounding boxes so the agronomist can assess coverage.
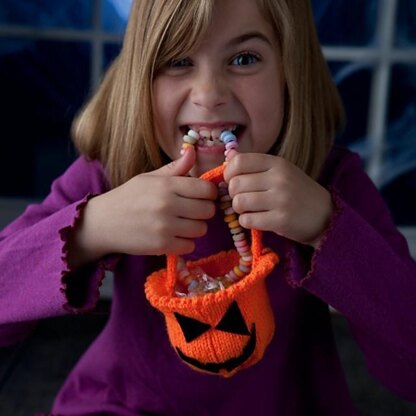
[0,0,93,30]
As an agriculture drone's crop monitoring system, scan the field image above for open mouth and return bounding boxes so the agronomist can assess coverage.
[180,124,244,148]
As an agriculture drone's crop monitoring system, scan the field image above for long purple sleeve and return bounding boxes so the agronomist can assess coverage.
[0,157,111,346]
[287,146,416,400]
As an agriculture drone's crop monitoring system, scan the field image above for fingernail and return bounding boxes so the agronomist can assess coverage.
[226,149,238,160]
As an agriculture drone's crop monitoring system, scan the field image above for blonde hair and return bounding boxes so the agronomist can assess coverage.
[72,0,344,187]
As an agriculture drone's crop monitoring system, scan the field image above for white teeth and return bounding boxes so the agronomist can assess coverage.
[212,128,222,140]
[185,125,239,148]
[199,129,211,139]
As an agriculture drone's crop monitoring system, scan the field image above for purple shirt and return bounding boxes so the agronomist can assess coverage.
[1,146,415,415]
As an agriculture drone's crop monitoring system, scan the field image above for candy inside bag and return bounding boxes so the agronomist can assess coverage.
[174,266,236,297]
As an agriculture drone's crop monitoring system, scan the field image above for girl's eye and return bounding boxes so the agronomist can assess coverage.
[169,58,192,68]
[230,52,260,67]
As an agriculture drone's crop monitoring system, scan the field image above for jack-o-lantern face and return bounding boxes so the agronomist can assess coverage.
[173,301,256,374]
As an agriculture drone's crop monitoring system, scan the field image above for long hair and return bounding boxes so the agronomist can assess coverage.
[72,0,344,187]
[258,0,345,179]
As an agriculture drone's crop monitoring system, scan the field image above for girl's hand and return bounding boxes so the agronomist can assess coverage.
[223,153,333,248]
[68,148,217,268]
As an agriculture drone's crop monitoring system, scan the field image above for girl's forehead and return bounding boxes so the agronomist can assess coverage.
[210,0,266,27]
[196,0,276,49]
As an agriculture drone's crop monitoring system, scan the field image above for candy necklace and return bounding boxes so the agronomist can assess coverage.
[175,129,253,297]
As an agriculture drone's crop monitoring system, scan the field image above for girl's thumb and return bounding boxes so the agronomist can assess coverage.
[152,147,196,177]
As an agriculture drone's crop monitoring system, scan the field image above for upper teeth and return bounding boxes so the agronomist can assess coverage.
[188,125,237,140]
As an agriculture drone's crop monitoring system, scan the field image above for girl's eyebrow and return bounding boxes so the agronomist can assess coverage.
[227,31,273,47]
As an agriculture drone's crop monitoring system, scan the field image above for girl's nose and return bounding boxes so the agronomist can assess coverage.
[190,69,228,110]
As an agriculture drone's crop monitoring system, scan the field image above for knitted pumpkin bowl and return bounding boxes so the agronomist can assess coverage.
[144,165,279,377]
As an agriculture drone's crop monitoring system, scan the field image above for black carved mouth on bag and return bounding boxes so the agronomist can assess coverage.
[175,323,256,373]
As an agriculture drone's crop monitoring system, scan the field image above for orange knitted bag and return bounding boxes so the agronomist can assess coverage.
[145,164,279,376]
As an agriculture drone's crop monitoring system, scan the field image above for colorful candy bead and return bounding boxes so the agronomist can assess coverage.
[227,270,239,282]
[224,214,237,223]
[238,264,251,273]
[224,207,235,215]
[183,135,198,144]
[233,266,245,278]
[225,141,238,150]
[220,131,237,144]
[187,129,200,140]
[228,220,240,229]
[232,233,246,242]
[220,201,232,210]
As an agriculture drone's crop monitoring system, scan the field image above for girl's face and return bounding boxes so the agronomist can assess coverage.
[152,0,285,176]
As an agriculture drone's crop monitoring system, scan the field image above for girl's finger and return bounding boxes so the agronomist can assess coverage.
[148,146,196,177]
[238,211,276,232]
[172,217,208,239]
[223,153,275,182]
[175,197,216,220]
[232,191,274,214]
[173,177,218,200]
[167,237,196,255]
[227,172,270,197]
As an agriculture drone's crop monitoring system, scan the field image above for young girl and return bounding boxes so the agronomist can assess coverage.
[1,0,416,414]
